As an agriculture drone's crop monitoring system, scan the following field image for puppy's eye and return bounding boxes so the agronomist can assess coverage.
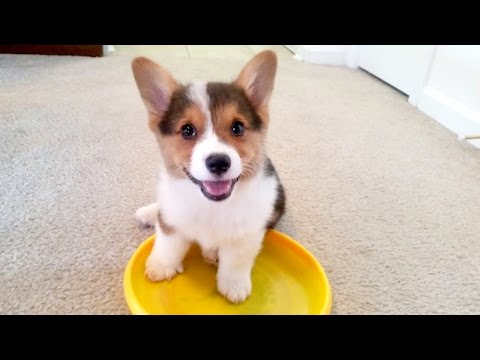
[181,124,196,139]
[231,121,245,137]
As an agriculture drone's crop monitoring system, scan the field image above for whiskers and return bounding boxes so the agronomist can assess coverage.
[177,159,260,180]
[175,161,192,177]
[242,159,261,178]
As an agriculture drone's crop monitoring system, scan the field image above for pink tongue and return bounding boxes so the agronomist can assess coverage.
[202,180,232,196]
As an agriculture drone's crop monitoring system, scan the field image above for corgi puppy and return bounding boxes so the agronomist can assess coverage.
[132,50,285,303]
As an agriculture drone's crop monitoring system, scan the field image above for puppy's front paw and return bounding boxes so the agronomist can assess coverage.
[217,274,252,304]
[145,254,183,282]
[135,203,158,229]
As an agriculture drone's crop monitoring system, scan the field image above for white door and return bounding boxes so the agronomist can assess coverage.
[357,45,435,104]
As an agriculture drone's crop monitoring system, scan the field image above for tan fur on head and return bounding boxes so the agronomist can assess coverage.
[155,105,205,178]
[210,102,264,179]
[131,51,278,180]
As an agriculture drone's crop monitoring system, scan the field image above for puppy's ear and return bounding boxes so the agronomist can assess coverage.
[234,50,277,111]
[131,57,179,118]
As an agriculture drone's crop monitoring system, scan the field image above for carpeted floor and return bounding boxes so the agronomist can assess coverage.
[1,52,479,314]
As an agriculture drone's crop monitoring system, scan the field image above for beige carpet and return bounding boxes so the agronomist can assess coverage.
[1,52,479,315]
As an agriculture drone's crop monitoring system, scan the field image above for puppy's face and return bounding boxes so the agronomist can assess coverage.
[132,51,277,201]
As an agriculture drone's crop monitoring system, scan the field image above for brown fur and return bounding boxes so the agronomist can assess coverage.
[264,159,286,228]
[151,104,206,178]
[210,102,265,179]
[148,83,268,180]
[132,50,278,181]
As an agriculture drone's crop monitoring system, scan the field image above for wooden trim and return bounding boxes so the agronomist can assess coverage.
[0,45,103,57]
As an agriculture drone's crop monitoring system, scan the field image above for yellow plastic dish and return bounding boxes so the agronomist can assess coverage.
[124,229,332,315]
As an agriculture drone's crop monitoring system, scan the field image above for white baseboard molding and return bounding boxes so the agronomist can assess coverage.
[286,45,356,67]
[417,86,480,149]
[102,45,116,56]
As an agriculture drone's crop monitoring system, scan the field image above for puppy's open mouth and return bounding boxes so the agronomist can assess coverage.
[184,168,239,202]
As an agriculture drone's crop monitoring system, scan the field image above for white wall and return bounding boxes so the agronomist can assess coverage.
[288,45,480,147]
[417,46,480,144]
[357,45,435,101]
[428,46,480,113]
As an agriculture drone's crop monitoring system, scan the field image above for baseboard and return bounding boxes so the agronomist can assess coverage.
[286,45,350,66]
[102,45,116,56]
[418,86,480,149]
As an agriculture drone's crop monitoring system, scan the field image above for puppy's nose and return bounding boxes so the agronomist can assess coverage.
[205,154,231,175]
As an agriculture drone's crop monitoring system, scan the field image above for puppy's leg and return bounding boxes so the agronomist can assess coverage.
[135,203,158,228]
[145,224,190,282]
[217,231,264,303]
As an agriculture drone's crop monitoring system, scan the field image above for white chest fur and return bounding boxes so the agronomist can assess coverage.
[156,168,278,249]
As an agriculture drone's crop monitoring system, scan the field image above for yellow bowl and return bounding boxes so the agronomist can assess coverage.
[124,229,332,314]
